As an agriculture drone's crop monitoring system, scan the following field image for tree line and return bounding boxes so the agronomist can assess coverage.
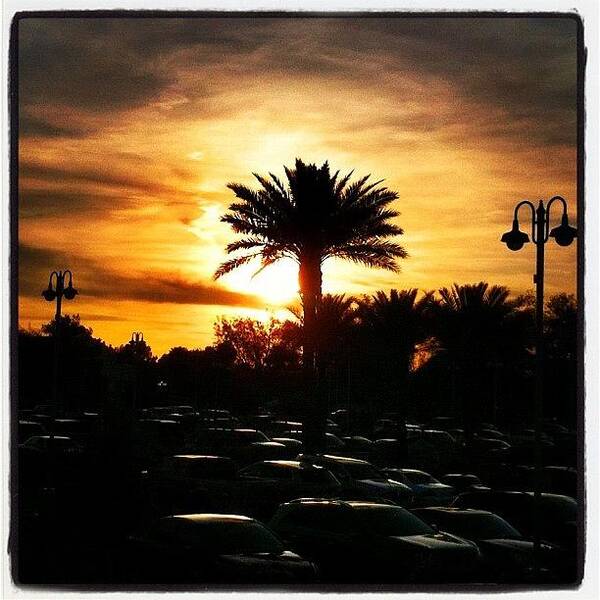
[18,283,577,434]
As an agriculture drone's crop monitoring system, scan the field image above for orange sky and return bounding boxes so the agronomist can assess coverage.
[17,16,580,355]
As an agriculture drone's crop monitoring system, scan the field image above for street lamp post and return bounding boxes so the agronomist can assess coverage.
[42,270,78,420]
[501,196,576,577]
[130,332,144,410]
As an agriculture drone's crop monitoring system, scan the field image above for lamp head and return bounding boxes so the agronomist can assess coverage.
[549,214,577,247]
[41,287,56,302]
[501,219,530,251]
[63,282,78,300]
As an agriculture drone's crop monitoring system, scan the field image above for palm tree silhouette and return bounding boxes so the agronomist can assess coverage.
[431,282,516,440]
[215,159,406,451]
[357,289,434,461]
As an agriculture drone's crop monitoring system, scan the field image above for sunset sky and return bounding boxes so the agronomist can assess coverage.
[18,16,579,356]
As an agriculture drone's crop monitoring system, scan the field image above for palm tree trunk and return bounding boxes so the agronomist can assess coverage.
[299,254,324,453]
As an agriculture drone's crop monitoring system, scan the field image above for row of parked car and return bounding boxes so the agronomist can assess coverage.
[16,405,580,584]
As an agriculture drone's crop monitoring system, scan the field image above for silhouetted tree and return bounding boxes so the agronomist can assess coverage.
[39,314,112,413]
[215,159,406,451]
[430,283,517,438]
[357,289,434,459]
[214,317,299,370]
[544,293,578,425]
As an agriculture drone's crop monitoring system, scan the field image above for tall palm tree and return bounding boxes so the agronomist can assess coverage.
[430,282,516,438]
[215,159,407,450]
[357,289,434,461]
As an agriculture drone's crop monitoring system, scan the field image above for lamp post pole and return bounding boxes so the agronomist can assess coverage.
[533,202,546,578]
[501,196,576,579]
[130,332,144,411]
[42,270,78,421]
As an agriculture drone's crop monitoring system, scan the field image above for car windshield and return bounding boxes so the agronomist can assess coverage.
[405,471,438,485]
[541,495,578,522]
[340,462,384,480]
[355,506,434,536]
[182,521,284,554]
[297,468,339,484]
[185,460,235,479]
[431,512,522,540]
[234,430,269,443]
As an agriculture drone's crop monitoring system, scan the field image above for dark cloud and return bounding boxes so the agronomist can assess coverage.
[20,161,192,197]
[19,244,264,309]
[17,16,578,146]
[19,189,127,218]
[19,115,91,139]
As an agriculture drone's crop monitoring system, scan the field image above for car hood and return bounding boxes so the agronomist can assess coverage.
[215,550,315,582]
[357,478,411,493]
[479,538,533,552]
[389,532,474,550]
[413,483,455,495]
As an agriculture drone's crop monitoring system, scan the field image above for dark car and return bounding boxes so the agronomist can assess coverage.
[312,454,414,506]
[193,428,270,458]
[144,455,239,515]
[18,420,47,443]
[382,468,456,506]
[124,513,317,583]
[271,437,303,453]
[19,435,85,486]
[269,499,480,582]
[413,507,559,582]
[440,473,490,494]
[513,465,578,498]
[340,436,373,460]
[243,441,296,464]
[21,434,83,455]
[452,490,578,550]
[237,460,342,518]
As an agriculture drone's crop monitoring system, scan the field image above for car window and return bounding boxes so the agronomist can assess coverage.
[405,471,438,485]
[280,505,355,534]
[355,506,434,536]
[241,463,294,480]
[341,462,384,480]
[156,519,284,554]
[296,468,338,485]
[425,512,521,540]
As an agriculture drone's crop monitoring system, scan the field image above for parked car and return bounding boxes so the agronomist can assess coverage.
[513,465,578,498]
[382,468,456,506]
[193,428,270,458]
[124,513,317,583]
[243,441,296,464]
[236,460,342,518]
[18,420,47,443]
[340,436,373,460]
[311,454,414,506]
[440,473,490,494]
[413,507,559,582]
[269,499,481,582]
[143,455,238,515]
[452,490,578,549]
[271,437,303,453]
[20,434,83,456]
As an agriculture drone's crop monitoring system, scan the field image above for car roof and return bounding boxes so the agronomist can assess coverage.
[415,507,494,517]
[321,454,369,464]
[285,498,399,509]
[394,468,429,475]
[171,454,230,460]
[168,513,253,523]
[258,460,319,469]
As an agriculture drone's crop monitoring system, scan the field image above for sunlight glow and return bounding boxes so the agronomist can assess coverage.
[221,258,300,306]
